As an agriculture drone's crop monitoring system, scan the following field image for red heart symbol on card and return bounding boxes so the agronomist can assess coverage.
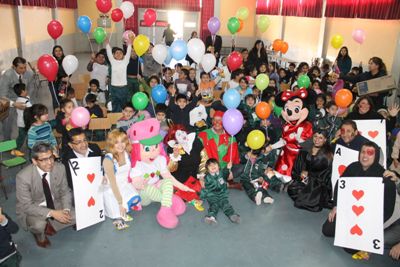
[150,173,155,178]
[87,196,95,207]
[368,131,379,138]
[350,224,363,236]
[338,165,347,176]
[352,190,364,201]
[87,173,95,183]
[352,205,364,216]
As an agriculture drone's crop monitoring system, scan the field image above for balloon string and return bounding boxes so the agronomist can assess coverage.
[109,30,113,44]
[51,82,60,107]
[229,135,233,163]
[86,33,94,54]
[150,95,156,116]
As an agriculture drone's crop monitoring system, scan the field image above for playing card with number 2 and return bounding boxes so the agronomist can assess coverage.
[334,177,384,254]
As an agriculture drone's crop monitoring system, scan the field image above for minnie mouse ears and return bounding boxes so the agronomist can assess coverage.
[275,88,316,108]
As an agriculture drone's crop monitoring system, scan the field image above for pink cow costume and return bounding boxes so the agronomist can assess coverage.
[128,118,194,229]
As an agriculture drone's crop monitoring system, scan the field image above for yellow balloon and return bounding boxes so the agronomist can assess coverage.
[236,7,249,20]
[331,34,344,49]
[257,16,271,33]
[133,34,150,57]
[246,130,266,150]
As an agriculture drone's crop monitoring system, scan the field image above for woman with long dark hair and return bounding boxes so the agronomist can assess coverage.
[248,40,269,71]
[335,46,352,74]
[49,45,69,109]
[288,130,333,212]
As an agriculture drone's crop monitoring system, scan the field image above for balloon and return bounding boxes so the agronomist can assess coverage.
[152,44,168,65]
[170,39,188,61]
[96,0,112,13]
[236,7,249,20]
[77,16,92,34]
[352,29,366,44]
[37,54,58,82]
[227,17,240,35]
[131,92,149,111]
[281,42,289,54]
[244,88,253,96]
[71,107,90,127]
[297,75,311,88]
[207,17,220,35]
[120,1,135,19]
[201,54,216,73]
[222,109,244,136]
[247,130,265,150]
[111,8,124,22]
[272,39,283,51]
[273,104,283,117]
[255,102,271,120]
[226,51,243,72]
[255,74,269,91]
[337,107,348,116]
[257,16,271,33]
[133,34,150,57]
[237,19,244,33]
[187,38,205,64]
[164,46,173,65]
[335,89,353,108]
[62,55,79,76]
[151,84,168,104]
[93,27,107,44]
[143,8,157,26]
[122,30,135,44]
[331,34,344,49]
[223,89,241,109]
[332,79,344,96]
[47,20,63,39]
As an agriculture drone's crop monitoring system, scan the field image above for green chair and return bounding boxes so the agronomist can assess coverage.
[0,140,27,199]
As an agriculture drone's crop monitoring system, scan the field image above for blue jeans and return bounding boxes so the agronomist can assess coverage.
[109,85,129,112]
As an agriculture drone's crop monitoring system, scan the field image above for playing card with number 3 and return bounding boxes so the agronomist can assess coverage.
[334,177,384,254]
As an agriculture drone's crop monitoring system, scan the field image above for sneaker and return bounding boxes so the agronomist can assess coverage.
[190,200,205,212]
[352,251,370,260]
[255,192,262,206]
[263,197,274,204]
[11,149,25,157]
[121,214,133,222]
[113,220,129,230]
[204,216,218,225]
[229,214,241,224]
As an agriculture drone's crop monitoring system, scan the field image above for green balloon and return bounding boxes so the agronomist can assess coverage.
[297,74,311,88]
[93,27,106,44]
[257,16,271,33]
[255,74,269,91]
[227,17,240,35]
[273,105,283,117]
[131,92,149,111]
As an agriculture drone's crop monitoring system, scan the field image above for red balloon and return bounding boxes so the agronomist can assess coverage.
[96,0,112,14]
[111,8,123,22]
[47,20,63,40]
[143,8,157,26]
[38,55,58,82]
[227,51,243,72]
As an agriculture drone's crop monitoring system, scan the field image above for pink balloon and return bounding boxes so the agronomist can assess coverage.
[332,79,344,96]
[123,30,135,43]
[71,107,91,127]
[352,29,366,44]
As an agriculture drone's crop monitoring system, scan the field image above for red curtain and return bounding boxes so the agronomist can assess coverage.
[256,0,281,15]
[356,0,400,20]
[21,0,53,7]
[200,0,214,40]
[0,0,18,4]
[4,0,78,8]
[325,0,358,18]
[281,0,323,17]
[57,0,77,9]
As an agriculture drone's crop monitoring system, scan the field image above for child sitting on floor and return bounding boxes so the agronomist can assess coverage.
[85,93,104,119]
[200,159,240,225]
[314,101,342,142]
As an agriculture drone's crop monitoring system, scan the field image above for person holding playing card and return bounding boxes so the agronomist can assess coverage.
[103,129,140,230]
[322,142,399,260]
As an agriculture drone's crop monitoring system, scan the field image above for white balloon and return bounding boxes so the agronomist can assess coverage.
[200,54,216,73]
[62,55,79,76]
[187,38,205,64]
[152,44,168,65]
[120,1,135,19]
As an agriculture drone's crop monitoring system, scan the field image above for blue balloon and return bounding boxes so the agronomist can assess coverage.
[151,84,168,104]
[164,46,173,65]
[223,89,241,109]
[244,88,253,96]
[170,40,188,61]
[77,16,92,34]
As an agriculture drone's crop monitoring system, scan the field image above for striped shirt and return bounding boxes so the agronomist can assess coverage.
[27,122,57,149]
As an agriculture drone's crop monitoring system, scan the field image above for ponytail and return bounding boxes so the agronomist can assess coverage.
[24,104,48,130]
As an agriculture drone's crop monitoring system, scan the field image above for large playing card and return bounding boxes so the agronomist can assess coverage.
[334,177,384,255]
[69,157,105,231]
[331,144,359,192]
[354,119,386,168]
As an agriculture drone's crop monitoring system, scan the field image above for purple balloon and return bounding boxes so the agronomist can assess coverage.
[208,17,220,35]
[222,109,244,136]
[332,79,344,97]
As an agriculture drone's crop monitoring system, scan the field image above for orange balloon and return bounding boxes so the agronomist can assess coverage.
[273,39,283,51]
[335,89,353,108]
[237,19,244,32]
[281,42,289,54]
[255,102,271,120]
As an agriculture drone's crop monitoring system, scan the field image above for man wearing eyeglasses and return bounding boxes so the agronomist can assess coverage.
[61,127,102,190]
[16,142,75,248]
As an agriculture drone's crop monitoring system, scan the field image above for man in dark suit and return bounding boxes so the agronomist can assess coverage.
[61,127,102,190]
[205,34,222,64]
[16,142,75,248]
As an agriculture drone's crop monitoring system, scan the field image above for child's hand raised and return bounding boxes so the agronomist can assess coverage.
[227,162,232,170]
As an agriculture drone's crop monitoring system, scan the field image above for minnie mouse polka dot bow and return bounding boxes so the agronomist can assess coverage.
[281,88,308,102]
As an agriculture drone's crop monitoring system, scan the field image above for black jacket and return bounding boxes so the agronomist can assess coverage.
[0,212,18,261]
[205,35,222,55]
[61,143,103,190]
[167,95,199,132]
